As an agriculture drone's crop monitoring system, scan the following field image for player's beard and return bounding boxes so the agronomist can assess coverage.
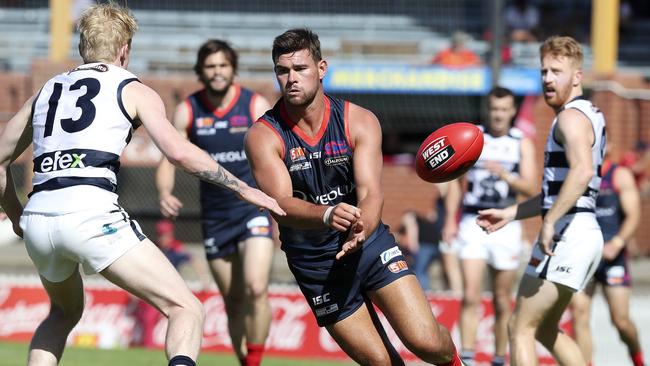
[204,75,233,97]
[284,85,318,108]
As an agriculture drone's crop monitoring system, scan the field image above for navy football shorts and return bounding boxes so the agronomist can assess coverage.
[593,246,631,287]
[202,209,272,260]
[287,228,413,327]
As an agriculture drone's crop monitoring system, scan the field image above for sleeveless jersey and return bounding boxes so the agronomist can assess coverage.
[186,85,258,219]
[260,94,375,260]
[542,97,606,215]
[28,63,139,212]
[463,126,524,212]
[595,163,623,241]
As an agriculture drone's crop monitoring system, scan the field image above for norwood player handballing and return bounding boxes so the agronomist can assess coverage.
[245,28,465,366]
[0,4,284,366]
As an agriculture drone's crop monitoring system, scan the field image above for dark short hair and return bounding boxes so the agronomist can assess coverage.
[487,86,515,100]
[194,39,238,76]
[272,28,322,64]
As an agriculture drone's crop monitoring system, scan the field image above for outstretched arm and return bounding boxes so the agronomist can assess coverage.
[123,81,285,216]
[476,193,541,233]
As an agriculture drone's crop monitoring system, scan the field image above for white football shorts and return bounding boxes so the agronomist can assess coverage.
[457,214,523,270]
[20,203,146,282]
[525,213,603,291]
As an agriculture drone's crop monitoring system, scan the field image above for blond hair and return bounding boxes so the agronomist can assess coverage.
[539,35,584,68]
[77,3,138,63]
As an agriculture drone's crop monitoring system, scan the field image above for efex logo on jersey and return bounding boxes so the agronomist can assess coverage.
[421,136,455,170]
[33,149,118,173]
[35,150,86,172]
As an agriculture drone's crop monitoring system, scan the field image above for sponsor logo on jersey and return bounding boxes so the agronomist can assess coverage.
[289,162,312,172]
[34,150,87,173]
[387,260,409,273]
[293,184,355,205]
[380,246,402,264]
[324,155,350,167]
[229,127,248,134]
[210,150,246,163]
[324,141,348,156]
[196,117,214,128]
[421,136,455,170]
[290,147,306,161]
[229,115,249,127]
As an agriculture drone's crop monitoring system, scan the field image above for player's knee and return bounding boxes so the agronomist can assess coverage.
[178,294,205,324]
[410,341,454,364]
[246,279,269,300]
[610,313,631,331]
[51,301,84,329]
[462,291,481,308]
[403,328,454,364]
[357,348,395,366]
[493,293,512,316]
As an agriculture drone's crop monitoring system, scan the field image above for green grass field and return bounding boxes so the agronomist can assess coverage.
[0,341,356,366]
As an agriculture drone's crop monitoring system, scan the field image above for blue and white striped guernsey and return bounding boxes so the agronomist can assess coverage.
[541,97,606,216]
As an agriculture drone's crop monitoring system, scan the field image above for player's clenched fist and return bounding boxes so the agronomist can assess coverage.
[323,203,361,232]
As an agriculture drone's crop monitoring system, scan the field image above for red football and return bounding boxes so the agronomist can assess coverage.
[415,122,484,183]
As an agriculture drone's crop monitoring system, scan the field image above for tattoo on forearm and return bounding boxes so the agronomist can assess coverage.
[195,167,240,193]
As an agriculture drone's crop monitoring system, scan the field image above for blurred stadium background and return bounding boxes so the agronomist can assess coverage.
[1,0,650,365]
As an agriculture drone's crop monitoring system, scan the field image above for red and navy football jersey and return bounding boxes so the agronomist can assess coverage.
[259,94,361,259]
[186,84,259,219]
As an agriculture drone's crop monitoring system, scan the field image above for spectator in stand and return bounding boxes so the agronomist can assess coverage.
[432,31,482,68]
[504,0,540,42]
[397,181,463,294]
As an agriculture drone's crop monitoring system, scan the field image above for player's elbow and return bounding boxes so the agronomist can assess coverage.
[576,166,595,186]
[164,144,191,168]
